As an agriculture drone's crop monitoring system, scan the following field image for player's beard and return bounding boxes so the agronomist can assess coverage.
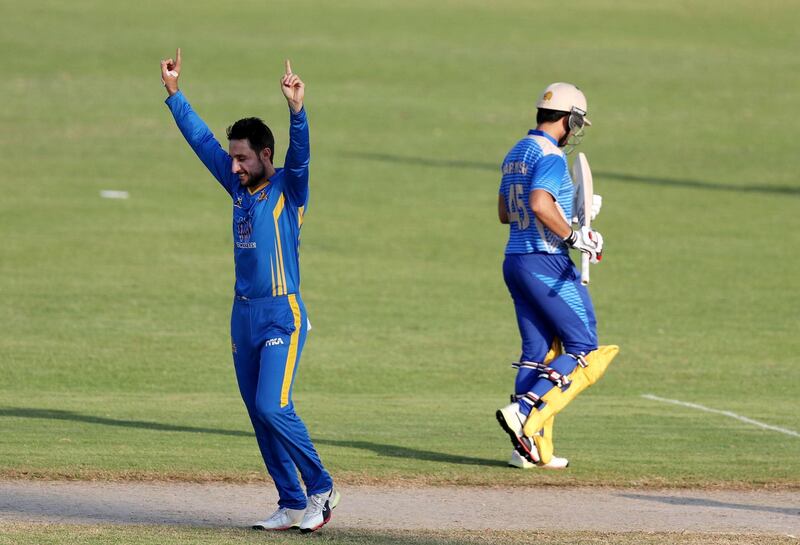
[241,162,268,188]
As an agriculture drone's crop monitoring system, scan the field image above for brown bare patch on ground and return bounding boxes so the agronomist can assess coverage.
[1,480,798,538]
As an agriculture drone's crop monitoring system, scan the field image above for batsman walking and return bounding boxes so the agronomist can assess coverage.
[495,82,619,469]
[161,49,338,533]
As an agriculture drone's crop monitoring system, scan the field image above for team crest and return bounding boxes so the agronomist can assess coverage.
[543,91,553,101]
[234,196,244,208]
[235,216,256,248]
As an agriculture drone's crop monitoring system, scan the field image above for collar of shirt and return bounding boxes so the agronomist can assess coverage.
[528,129,558,147]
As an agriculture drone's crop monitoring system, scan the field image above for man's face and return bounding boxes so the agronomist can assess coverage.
[229,140,270,187]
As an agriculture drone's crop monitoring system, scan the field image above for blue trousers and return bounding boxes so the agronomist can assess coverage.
[231,293,332,510]
[503,253,598,408]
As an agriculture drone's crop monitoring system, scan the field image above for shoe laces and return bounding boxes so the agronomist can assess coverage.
[266,507,292,522]
[305,491,328,516]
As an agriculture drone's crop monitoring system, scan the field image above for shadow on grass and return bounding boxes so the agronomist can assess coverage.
[618,493,800,517]
[0,407,252,437]
[0,407,503,468]
[316,438,507,468]
[344,151,800,197]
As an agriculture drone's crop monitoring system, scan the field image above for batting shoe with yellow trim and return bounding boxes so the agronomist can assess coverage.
[496,402,541,464]
[299,486,340,533]
[252,507,305,531]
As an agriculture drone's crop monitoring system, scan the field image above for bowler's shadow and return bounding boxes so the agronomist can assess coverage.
[0,407,504,468]
[314,438,505,468]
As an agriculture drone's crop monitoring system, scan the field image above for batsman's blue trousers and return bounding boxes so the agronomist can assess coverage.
[231,293,332,510]
[503,253,598,403]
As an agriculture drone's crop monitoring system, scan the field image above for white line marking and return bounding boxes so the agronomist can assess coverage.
[642,394,800,438]
[100,190,129,199]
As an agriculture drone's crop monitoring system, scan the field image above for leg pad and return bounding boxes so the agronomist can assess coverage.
[523,345,619,437]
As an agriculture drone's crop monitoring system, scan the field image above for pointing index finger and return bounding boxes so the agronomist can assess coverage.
[175,47,182,70]
[285,59,292,75]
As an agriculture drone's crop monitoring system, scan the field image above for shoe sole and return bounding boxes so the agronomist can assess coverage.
[495,409,539,464]
[252,525,299,531]
[299,490,340,534]
[540,460,570,470]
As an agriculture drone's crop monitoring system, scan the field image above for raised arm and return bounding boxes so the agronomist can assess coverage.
[161,48,238,196]
[280,60,309,206]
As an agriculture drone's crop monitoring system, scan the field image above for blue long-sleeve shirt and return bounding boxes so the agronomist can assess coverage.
[166,91,310,298]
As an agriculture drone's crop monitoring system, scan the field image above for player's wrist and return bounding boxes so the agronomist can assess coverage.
[563,230,578,247]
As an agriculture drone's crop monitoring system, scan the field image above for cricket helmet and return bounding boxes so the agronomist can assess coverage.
[536,82,591,126]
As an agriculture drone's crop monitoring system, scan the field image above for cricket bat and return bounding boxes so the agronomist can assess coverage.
[571,152,593,286]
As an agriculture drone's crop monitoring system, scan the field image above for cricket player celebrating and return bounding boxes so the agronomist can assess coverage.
[160,49,338,533]
[495,83,619,469]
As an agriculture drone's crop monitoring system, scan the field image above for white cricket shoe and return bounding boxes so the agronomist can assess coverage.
[508,449,570,470]
[508,449,535,469]
[540,455,570,470]
[252,507,305,531]
[299,486,340,533]
[496,403,540,464]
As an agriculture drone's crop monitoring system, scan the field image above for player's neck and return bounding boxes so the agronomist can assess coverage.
[535,122,565,144]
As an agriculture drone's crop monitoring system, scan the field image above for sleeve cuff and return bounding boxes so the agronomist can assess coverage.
[165,90,184,106]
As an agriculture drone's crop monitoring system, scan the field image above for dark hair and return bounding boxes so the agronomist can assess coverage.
[536,108,569,125]
[226,117,275,159]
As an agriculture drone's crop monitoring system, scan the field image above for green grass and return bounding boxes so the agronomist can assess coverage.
[1,0,799,488]
[0,524,795,545]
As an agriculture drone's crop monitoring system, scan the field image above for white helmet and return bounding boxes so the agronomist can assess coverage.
[536,82,591,126]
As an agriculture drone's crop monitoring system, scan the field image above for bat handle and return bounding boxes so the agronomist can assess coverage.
[581,253,590,285]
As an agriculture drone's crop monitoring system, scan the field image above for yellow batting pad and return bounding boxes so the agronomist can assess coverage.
[543,338,563,364]
[534,337,561,464]
[533,415,555,465]
[583,344,619,385]
[524,370,589,437]
[523,345,619,437]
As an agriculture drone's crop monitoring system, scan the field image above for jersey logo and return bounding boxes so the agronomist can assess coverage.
[234,196,244,208]
[235,216,256,249]
[257,190,268,201]
[265,337,285,347]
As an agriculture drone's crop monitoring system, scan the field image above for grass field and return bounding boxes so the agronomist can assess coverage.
[1,523,796,545]
[2,0,799,495]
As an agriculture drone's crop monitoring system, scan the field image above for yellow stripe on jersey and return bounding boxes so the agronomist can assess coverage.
[270,255,277,297]
[272,193,287,295]
[273,239,283,295]
[280,294,302,407]
[298,205,305,227]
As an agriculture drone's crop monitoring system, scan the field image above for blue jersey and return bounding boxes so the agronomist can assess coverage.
[499,130,573,256]
[166,91,309,298]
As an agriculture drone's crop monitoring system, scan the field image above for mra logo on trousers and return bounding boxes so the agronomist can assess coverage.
[265,337,284,347]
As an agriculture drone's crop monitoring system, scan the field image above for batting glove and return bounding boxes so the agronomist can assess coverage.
[564,226,603,264]
[571,194,603,224]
